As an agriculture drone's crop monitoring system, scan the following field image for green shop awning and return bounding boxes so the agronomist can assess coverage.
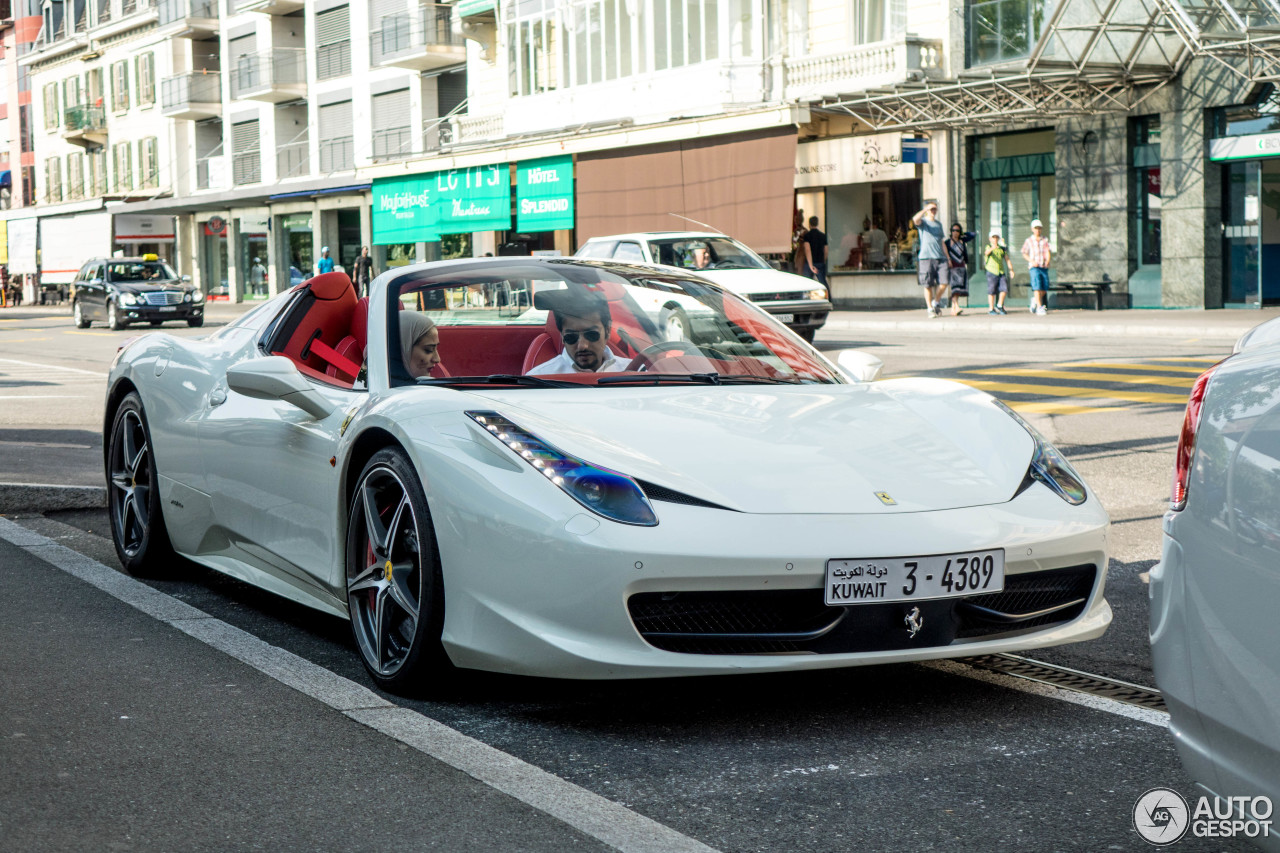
[455,0,496,16]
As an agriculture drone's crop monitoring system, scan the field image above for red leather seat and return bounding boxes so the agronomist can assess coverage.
[521,310,563,374]
[273,272,359,382]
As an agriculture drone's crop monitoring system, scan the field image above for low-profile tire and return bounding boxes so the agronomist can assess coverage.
[346,447,449,695]
[107,301,127,331]
[797,327,817,343]
[659,304,690,342]
[106,392,175,576]
[187,316,204,328]
[73,300,91,328]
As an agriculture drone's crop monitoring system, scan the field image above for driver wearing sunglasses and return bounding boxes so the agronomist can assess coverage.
[528,291,627,375]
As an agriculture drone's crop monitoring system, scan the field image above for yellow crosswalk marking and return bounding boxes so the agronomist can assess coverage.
[955,378,1189,404]
[967,367,1197,388]
[1147,357,1222,362]
[1059,361,1209,374]
[1005,400,1123,415]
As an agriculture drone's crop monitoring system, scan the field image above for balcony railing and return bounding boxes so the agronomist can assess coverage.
[319,137,354,172]
[160,71,222,116]
[445,113,502,145]
[372,126,412,160]
[317,41,351,79]
[157,0,218,25]
[231,49,306,100]
[277,141,309,179]
[196,154,216,190]
[784,37,944,100]
[370,4,462,68]
[64,105,107,134]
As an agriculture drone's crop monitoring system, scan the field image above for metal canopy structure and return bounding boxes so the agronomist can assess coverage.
[1150,0,1280,81]
[819,0,1200,130]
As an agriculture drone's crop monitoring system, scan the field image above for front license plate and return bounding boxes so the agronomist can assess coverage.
[824,550,1005,606]
[158,306,177,312]
[775,313,794,323]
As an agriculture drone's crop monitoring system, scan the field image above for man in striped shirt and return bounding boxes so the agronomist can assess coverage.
[1021,219,1052,315]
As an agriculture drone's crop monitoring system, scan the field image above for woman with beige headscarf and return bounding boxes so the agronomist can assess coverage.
[399,312,442,378]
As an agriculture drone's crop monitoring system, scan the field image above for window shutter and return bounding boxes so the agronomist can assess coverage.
[319,100,354,141]
[371,88,408,132]
[317,6,349,45]
[437,71,467,117]
[232,119,261,184]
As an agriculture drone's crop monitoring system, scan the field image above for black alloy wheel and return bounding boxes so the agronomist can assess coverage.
[73,300,91,328]
[106,392,174,575]
[346,447,448,695]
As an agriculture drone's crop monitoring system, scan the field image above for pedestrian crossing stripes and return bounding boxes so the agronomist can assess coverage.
[946,358,1203,415]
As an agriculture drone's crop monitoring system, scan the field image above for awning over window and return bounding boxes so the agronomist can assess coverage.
[0,171,10,190]
[576,127,797,254]
[455,0,496,16]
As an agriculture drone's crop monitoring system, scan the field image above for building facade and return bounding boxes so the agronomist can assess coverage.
[0,0,1276,309]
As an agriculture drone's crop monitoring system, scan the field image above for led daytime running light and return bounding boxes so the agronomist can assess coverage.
[467,411,658,526]
[994,400,1087,506]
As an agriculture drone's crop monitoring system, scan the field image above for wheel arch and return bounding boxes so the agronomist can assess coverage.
[102,377,140,469]
[342,426,410,514]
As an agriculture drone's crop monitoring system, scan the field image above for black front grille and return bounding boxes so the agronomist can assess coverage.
[748,291,806,303]
[636,479,732,511]
[628,565,1098,655]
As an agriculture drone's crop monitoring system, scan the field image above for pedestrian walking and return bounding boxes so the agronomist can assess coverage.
[943,224,976,315]
[983,232,1014,315]
[353,246,374,297]
[790,209,808,274]
[317,246,335,275]
[801,216,828,287]
[1021,219,1052,315]
[248,257,267,297]
[912,201,946,317]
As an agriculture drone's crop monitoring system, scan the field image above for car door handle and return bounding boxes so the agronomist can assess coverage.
[209,387,227,407]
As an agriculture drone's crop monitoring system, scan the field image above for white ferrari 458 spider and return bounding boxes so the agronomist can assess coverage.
[104,257,1111,694]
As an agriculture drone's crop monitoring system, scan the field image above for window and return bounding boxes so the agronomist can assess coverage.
[138,137,159,188]
[506,0,565,96]
[317,6,352,80]
[67,152,85,199]
[45,157,63,203]
[319,100,354,172]
[42,83,59,131]
[111,60,131,112]
[62,76,82,110]
[968,0,1049,65]
[85,68,105,110]
[136,54,155,106]
[112,141,133,192]
[232,119,261,185]
[89,149,108,196]
[372,88,411,160]
[653,0,719,71]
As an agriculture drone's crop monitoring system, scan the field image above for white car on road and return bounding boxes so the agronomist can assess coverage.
[575,232,831,341]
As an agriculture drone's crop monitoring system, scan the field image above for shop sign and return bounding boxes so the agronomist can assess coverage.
[239,215,270,235]
[435,164,511,233]
[795,133,919,188]
[7,218,36,274]
[207,215,226,234]
[901,138,929,164]
[1209,131,1280,161]
[373,174,440,244]
[516,155,574,231]
[116,214,175,240]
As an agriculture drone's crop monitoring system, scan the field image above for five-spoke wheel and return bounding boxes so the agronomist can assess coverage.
[107,392,173,574]
[346,448,446,694]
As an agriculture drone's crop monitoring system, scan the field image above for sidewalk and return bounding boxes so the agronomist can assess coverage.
[823,305,1280,342]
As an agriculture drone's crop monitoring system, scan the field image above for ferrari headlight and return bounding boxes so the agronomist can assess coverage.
[994,400,1087,505]
[467,411,658,526]
[806,288,828,301]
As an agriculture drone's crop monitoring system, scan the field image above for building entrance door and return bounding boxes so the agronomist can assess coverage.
[1224,160,1262,308]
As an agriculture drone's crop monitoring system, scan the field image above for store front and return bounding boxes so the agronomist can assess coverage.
[794,132,925,307]
[1129,116,1162,307]
[1208,100,1280,308]
[200,216,230,298]
[238,214,271,299]
[281,213,314,287]
[971,130,1057,285]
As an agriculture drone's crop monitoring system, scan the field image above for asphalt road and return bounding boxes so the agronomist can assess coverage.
[0,302,1260,851]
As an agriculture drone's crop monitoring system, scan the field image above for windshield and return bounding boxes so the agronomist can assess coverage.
[647,237,770,271]
[107,261,179,283]
[386,259,839,388]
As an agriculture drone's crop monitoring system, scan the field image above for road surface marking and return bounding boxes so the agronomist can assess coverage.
[955,379,1188,404]
[0,357,108,377]
[0,395,88,399]
[0,517,720,853]
[1058,361,1210,374]
[968,368,1198,388]
[1004,401,1123,415]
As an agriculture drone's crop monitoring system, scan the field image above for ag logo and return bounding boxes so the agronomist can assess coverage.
[1134,787,1190,845]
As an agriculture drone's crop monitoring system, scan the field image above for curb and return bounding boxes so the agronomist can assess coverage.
[0,482,107,514]
[823,317,1257,341]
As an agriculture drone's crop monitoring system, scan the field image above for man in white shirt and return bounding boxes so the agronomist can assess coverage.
[528,292,628,375]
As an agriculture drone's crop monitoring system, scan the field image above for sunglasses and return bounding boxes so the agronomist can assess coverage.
[562,329,602,345]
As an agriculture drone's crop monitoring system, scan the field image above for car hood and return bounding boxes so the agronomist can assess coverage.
[678,267,816,297]
[467,379,1036,514]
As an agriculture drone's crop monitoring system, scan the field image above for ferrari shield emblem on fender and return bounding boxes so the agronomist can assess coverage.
[904,607,923,638]
[875,491,897,506]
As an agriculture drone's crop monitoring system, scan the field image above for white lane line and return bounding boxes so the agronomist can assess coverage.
[0,517,720,853]
[0,357,108,377]
[921,659,1170,728]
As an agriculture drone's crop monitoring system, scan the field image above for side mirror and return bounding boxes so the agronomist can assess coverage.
[89,278,103,286]
[181,275,192,283]
[836,349,884,383]
[226,356,336,420]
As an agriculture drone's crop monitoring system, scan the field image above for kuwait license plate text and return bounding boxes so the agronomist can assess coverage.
[824,550,1005,605]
